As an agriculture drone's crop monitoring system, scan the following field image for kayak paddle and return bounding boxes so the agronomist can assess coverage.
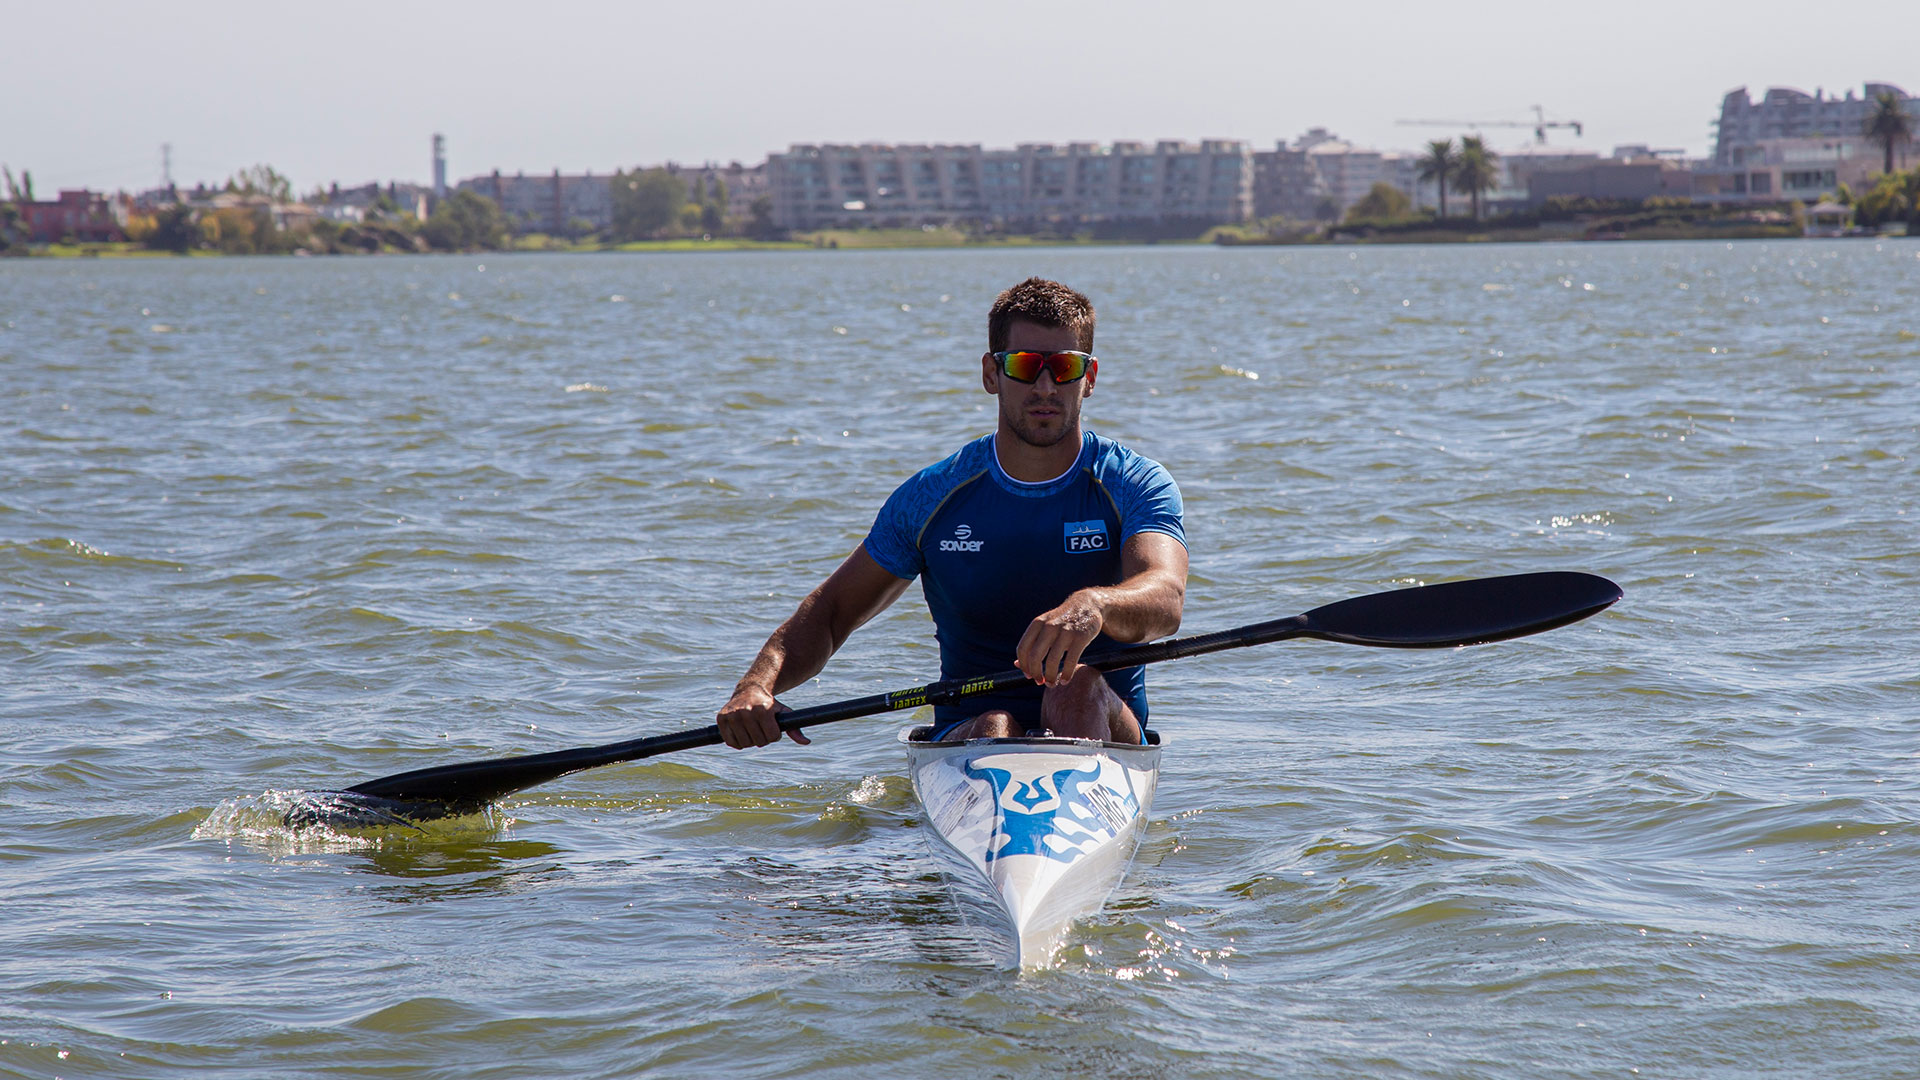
[284,570,1620,827]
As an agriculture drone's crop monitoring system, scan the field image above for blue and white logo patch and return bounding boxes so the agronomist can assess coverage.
[1063,519,1109,554]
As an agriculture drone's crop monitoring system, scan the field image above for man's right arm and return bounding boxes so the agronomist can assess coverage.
[716,544,912,749]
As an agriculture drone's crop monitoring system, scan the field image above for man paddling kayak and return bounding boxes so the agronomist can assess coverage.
[718,277,1187,748]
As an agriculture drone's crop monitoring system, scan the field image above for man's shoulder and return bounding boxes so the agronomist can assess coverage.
[1083,431,1184,542]
[899,434,995,493]
[865,436,995,577]
[876,435,995,524]
[1084,431,1177,485]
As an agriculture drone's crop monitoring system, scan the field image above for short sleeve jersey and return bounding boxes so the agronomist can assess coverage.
[863,430,1185,726]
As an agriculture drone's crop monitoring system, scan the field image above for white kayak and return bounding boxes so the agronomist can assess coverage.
[901,725,1161,969]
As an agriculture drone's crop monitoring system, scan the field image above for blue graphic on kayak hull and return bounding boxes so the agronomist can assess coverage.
[962,760,1139,864]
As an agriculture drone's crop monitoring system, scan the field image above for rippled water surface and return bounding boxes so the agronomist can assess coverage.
[4,242,1918,1078]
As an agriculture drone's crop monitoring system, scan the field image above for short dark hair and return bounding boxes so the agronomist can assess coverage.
[987,277,1095,353]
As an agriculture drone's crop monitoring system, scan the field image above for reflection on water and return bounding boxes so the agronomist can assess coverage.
[355,838,572,900]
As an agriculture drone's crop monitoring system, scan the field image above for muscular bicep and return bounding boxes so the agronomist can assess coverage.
[815,544,914,648]
[1112,531,1187,639]
[1120,531,1188,591]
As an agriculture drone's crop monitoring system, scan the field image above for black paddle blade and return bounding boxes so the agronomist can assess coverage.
[342,756,577,807]
[338,724,724,806]
[1299,571,1621,648]
[282,790,470,830]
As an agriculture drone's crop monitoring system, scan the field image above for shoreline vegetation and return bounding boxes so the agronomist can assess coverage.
[7,164,1919,259]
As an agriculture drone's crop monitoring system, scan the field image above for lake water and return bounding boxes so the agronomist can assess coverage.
[3,241,1917,1079]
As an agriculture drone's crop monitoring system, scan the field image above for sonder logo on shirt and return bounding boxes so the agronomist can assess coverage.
[1063,520,1109,553]
[940,524,984,552]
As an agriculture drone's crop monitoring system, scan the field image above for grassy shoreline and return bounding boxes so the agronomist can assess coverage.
[6,229,1129,258]
[12,223,1892,259]
[1220,223,1807,245]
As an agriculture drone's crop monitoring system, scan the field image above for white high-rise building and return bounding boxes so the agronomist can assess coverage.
[766,140,1252,230]
[1698,82,1915,202]
[1714,83,1916,166]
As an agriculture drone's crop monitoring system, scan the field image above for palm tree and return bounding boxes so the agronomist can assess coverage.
[1864,90,1915,175]
[1417,139,1458,217]
[1452,135,1500,221]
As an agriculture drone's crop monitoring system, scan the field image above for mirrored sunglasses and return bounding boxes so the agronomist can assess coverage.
[993,350,1095,384]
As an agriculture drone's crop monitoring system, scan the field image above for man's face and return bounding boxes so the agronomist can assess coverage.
[982,319,1096,450]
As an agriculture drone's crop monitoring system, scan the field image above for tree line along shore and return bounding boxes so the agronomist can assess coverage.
[6,159,1918,259]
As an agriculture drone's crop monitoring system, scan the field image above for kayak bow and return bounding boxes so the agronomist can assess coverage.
[903,726,1161,969]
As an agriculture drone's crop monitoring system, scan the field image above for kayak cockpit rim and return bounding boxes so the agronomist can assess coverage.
[898,725,1164,750]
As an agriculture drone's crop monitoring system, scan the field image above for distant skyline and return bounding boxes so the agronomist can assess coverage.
[7,0,1913,196]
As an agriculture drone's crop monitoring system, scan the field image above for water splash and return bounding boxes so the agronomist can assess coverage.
[193,790,508,854]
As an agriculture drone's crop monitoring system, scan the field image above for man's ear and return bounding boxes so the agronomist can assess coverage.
[981,352,999,394]
[1081,357,1098,395]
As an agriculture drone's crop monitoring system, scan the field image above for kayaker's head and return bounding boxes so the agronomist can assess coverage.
[987,277,1094,356]
[982,279,1098,464]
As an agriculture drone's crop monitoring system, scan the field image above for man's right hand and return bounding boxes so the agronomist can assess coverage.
[715,545,908,750]
[717,684,810,749]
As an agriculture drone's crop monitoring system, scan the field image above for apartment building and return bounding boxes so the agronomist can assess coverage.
[314,181,432,223]
[666,162,768,222]
[1527,156,1695,204]
[1303,135,1384,215]
[1253,129,1445,220]
[1692,136,1882,202]
[1715,83,1915,165]
[452,163,766,233]
[456,169,614,233]
[14,189,129,243]
[1251,145,1316,220]
[1693,82,1914,204]
[766,140,1252,229]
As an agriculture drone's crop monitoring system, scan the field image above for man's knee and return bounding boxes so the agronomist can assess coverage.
[1041,668,1137,741]
[1042,666,1114,715]
[937,709,1018,742]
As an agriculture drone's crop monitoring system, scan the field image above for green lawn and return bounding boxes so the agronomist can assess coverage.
[605,237,811,252]
[25,242,177,257]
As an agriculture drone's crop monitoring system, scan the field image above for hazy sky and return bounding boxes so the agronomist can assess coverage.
[7,0,1913,195]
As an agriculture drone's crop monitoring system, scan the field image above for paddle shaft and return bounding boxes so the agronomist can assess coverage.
[342,616,1309,804]
[340,571,1620,807]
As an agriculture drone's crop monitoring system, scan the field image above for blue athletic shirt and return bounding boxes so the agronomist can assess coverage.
[863,430,1185,727]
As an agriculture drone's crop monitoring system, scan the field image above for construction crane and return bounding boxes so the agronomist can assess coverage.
[1396,106,1584,145]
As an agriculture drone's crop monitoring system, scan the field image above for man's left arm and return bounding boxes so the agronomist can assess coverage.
[1014,531,1187,686]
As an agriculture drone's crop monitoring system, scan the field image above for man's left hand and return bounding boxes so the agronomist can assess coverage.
[1016,591,1105,685]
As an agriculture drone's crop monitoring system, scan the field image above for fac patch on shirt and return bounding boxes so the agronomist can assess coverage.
[1063,519,1109,554]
